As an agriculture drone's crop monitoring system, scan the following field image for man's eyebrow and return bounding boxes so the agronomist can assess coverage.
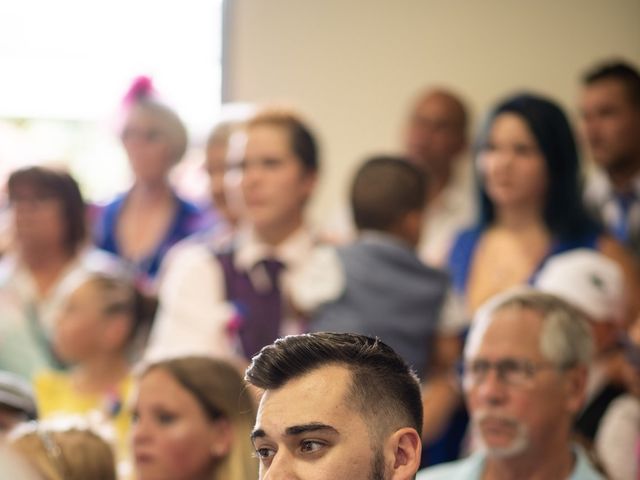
[284,423,339,436]
[250,423,340,442]
[250,428,266,441]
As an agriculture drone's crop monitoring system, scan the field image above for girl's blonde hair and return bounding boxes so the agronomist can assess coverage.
[10,424,116,480]
[140,356,258,480]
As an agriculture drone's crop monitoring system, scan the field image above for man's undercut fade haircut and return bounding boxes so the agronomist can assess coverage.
[351,156,427,232]
[583,60,640,107]
[245,332,423,437]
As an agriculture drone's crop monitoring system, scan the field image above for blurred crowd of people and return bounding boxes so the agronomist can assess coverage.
[0,59,639,479]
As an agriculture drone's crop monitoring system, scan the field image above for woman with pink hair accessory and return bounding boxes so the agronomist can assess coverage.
[93,76,204,292]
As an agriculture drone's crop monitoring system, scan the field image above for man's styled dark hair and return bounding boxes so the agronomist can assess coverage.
[245,332,423,437]
[351,156,427,232]
[583,60,640,107]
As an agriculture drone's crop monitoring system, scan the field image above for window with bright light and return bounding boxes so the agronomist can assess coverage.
[0,0,223,202]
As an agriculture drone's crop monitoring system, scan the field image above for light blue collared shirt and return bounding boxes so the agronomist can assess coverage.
[416,446,604,480]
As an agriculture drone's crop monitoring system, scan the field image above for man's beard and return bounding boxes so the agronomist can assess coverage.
[370,447,387,480]
[473,410,530,459]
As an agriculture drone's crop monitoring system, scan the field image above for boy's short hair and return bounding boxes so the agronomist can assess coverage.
[583,60,640,107]
[351,156,427,231]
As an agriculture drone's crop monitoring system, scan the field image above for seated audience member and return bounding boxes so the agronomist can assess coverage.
[0,371,37,436]
[417,288,602,479]
[147,107,319,362]
[449,92,640,319]
[595,314,640,480]
[534,249,628,447]
[9,421,116,480]
[293,155,456,377]
[202,107,255,237]
[294,157,466,464]
[33,272,154,468]
[93,77,203,289]
[132,356,257,480]
[580,61,640,260]
[0,166,123,376]
[405,88,476,267]
[321,88,475,267]
[245,332,423,480]
[155,110,252,272]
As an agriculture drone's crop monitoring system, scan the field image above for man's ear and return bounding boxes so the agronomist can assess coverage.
[564,365,588,415]
[386,427,422,480]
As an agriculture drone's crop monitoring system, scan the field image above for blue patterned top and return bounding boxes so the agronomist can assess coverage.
[93,191,204,281]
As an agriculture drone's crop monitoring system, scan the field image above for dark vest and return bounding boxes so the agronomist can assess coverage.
[216,251,284,359]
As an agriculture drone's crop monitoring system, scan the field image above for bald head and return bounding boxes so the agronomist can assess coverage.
[404,88,468,176]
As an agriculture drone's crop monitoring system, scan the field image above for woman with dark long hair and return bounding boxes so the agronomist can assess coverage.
[449,92,639,318]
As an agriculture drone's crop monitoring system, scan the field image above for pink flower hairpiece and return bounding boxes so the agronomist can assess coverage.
[122,76,155,106]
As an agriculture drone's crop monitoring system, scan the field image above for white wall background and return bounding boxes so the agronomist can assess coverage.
[224,0,640,224]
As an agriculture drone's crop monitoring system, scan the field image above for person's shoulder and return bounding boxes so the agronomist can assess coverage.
[174,193,204,216]
[448,224,484,271]
[453,225,483,245]
[97,192,128,211]
[417,454,483,480]
[161,240,222,275]
[571,444,606,480]
[33,369,70,396]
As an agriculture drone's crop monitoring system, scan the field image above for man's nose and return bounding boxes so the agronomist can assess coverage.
[261,452,299,480]
[475,368,509,406]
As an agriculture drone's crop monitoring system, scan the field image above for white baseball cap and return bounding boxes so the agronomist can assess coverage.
[0,371,36,419]
[534,249,624,323]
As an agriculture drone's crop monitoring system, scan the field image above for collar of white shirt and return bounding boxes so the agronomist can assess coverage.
[233,224,315,272]
[587,167,640,201]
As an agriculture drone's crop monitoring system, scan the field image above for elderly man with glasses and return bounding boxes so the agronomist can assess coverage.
[418,288,603,480]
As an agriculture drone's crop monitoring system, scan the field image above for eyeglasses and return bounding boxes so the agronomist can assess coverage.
[463,358,557,388]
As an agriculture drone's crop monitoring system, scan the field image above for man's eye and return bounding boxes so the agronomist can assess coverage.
[300,440,325,454]
[470,361,489,375]
[499,359,522,374]
[255,447,276,461]
[262,157,283,168]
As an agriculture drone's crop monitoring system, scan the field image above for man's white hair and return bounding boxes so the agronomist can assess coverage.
[465,287,595,368]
